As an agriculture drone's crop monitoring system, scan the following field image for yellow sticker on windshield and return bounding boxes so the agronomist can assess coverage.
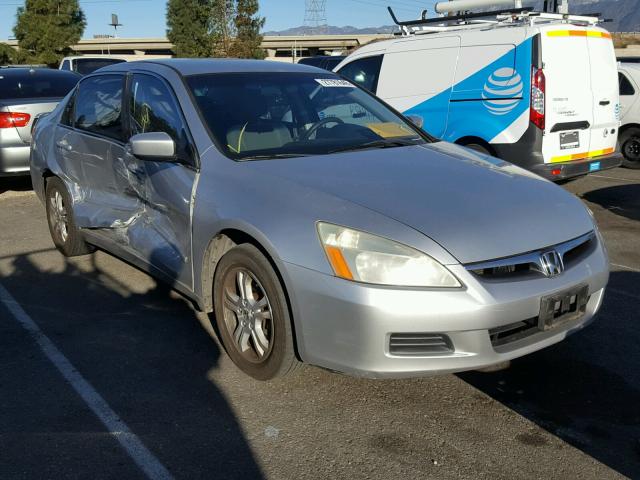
[367,122,412,138]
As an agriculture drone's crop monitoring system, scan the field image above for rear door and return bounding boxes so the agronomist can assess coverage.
[55,73,142,227]
[586,28,618,159]
[541,27,594,164]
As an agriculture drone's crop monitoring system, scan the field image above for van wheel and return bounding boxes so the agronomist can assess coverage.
[620,128,640,169]
[463,143,492,155]
[213,244,300,380]
[45,177,95,257]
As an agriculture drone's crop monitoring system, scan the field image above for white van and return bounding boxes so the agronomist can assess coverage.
[335,10,622,181]
[618,62,640,168]
[59,56,127,76]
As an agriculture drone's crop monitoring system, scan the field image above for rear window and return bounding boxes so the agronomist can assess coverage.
[0,70,80,100]
[74,58,126,75]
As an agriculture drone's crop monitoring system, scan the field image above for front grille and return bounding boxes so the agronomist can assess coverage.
[389,333,454,356]
[466,231,596,280]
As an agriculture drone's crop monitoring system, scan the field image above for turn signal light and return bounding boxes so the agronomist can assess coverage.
[0,112,31,129]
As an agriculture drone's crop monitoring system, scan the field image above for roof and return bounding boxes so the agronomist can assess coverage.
[98,58,329,76]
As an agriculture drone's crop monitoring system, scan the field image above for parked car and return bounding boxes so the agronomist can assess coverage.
[0,68,80,176]
[336,11,622,182]
[31,59,608,380]
[59,56,127,76]
[298,55,346,71]
[618,62,640,168]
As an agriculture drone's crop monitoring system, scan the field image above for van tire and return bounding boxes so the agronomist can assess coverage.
[45,177,95,257]
[620,128,640,169]
[460,142,492,156]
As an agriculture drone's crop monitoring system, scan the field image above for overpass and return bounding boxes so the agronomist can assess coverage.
[4,34,393,62]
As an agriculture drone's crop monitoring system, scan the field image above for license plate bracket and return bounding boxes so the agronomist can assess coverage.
[539,285,589,331]
[560,131,580,150]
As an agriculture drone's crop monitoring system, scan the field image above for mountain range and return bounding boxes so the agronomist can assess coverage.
[264,0,639,35]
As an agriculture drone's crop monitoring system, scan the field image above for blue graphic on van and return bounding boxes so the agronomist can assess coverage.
[403,37,533,143]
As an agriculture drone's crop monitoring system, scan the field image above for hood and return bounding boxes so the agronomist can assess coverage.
[245,142,594,264]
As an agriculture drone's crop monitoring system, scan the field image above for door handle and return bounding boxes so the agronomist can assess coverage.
[599,100,610,106]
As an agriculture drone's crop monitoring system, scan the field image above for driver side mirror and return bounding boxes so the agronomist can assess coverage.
[406,114,424,129]
[129,132,176,161]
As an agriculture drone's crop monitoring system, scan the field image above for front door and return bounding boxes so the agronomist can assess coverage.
[115,72,199,289]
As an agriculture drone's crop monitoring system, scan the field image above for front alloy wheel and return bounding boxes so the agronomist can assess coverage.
[213,244,299,380]
[222,268,274,362]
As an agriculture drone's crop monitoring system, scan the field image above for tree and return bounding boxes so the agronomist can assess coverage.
[210,0,236,57]
[14,0,85,66]
[228,0,265,59]
[0,43,17,65]
[167,0,213,58]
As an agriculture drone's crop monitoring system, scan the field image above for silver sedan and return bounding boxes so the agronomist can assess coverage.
[30,59,609,380]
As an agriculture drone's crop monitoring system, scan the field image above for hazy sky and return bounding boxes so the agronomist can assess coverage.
[0,0,435,40]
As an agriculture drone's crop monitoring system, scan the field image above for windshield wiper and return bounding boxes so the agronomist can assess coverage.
[327,138,422,154]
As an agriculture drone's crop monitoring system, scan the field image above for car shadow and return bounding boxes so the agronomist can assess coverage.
[0,250,264,479]
[582,183,640,222]
[459,270,640,478]
[0,176,32,195]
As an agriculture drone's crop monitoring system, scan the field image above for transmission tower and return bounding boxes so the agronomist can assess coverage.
[304,0,327,35]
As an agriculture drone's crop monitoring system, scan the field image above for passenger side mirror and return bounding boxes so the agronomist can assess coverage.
[129,132,176,161]
[406,115,424,129]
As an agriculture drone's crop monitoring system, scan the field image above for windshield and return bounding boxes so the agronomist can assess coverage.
[187,72,429,160]
[75,58,126,75]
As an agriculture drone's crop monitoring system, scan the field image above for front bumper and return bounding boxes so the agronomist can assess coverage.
[0,145,31,177]
[285,237,609,379]
[532,152,623,181]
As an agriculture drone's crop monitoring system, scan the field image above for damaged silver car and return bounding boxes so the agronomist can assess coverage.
[31,60,609,380]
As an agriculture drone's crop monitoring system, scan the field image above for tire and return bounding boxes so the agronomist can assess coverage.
[213,244,300,380]
[462,143,492,155]
[45,177,95,257]
[620,128,640,169]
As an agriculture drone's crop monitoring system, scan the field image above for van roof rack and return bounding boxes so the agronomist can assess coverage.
[388,6,602,34]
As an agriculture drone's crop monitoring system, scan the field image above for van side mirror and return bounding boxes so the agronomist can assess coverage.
[129,132,176,160]
[406,114,424,129]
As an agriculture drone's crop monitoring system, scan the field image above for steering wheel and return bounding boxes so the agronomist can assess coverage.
[300,116,345,140]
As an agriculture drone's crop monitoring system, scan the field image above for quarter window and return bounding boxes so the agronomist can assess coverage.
[619,72,636,96]
[74,75,124,141]
[129,74,193,164]
[337,55,384,93]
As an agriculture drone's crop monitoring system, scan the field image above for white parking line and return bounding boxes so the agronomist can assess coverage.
[591,174,638,183]
[611,262,640,273]
[0,282,174,480]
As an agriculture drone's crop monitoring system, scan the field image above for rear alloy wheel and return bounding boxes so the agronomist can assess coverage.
[620,128,640,169]
[213,244,299,380]
[45,177,95,257]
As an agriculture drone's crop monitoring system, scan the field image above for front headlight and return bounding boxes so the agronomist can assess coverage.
[317,223,461,288]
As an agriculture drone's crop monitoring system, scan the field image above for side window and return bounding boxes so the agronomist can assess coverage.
[74,75,124,141]
[61,60,71,71]
[60,91,75,127]
[619,72,636,96]
[129,74,193,163]
[337,55,384,93]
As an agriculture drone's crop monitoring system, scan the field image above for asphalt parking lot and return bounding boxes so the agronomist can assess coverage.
[0,168,638,480]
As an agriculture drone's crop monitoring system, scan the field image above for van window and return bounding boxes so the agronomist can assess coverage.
[61,60,71,71]
[619,72,635,96]
[74,75,124,141]
[337,55,383,93]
